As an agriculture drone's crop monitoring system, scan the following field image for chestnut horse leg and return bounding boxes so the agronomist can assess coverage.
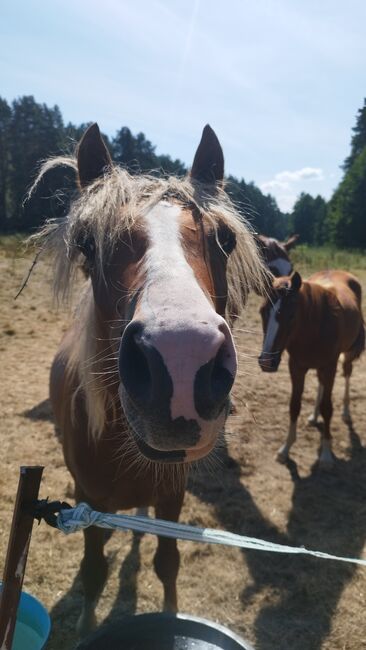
[277,358,306,463]
[75,487,110,637]
[342,354,353,424]
[153,491,185,612]
[308,381,324,425]
[317,362,337,468]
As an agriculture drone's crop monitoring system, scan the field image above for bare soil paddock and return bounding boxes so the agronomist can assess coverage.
[1,243,366,650]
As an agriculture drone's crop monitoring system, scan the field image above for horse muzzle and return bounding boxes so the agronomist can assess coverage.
[258,351,281,373]
[118,318,236,462]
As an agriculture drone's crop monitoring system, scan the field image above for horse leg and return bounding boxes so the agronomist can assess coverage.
[154,492,184,612]
[277,359,306,463]
[342,354,353,423]
[75,487,109,637]
[308,380,324,425]
[318,363,337,469]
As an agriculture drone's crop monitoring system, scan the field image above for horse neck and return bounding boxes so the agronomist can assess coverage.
[291,281,337,344]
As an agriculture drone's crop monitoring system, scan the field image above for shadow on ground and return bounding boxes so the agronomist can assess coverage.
[22,398,53,422]
[48,531,143,649]
[188,421,366,650]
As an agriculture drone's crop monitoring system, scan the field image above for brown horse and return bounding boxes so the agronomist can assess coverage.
[258,270,364,468]
[31,123,265,635]
[255,233,299,277]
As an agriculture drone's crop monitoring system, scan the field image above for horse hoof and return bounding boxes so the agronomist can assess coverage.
[342,412,351,424]
[276,450,288,464]
[307,415,317,425]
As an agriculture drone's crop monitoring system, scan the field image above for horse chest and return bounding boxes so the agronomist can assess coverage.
[65,430,177,509]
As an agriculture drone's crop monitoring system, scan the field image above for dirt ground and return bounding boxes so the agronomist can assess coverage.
[1,243,366,650]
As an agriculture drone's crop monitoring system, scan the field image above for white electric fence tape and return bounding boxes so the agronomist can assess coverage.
[56,502,366,567]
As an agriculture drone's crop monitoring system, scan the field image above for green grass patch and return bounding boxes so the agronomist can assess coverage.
[291,245,366,274]
[0,233,27,258]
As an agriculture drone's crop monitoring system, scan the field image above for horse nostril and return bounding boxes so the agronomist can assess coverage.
[119,321,151,403]
[212,341,233,393]
[194,340,235,420]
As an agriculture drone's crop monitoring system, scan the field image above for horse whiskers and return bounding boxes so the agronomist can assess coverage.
[105,319,130,326]
[235,347,262,356]
[81,347,116,367]
[233,327,258,335]
[82,352,118,369]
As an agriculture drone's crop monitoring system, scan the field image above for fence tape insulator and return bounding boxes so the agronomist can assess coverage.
[56,502,366,567]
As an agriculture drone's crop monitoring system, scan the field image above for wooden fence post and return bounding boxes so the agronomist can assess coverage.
[0,466,44,650]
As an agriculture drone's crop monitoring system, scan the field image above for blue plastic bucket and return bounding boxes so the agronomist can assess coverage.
[0,584,51,650]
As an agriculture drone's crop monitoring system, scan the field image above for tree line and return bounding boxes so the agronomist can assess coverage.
[0,94,365,247]
[0,95,288,238]
[290,98,366,248]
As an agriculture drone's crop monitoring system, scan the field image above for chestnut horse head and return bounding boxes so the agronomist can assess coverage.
[33,123,266,465]
[258,271,302,372]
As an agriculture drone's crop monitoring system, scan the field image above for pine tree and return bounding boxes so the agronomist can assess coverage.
[343,99,366,173]
[290,193,327,245]
[327,148,366,247]
[0,98,12,230]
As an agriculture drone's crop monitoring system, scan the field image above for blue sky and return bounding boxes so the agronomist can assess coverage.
[1,0,365,211]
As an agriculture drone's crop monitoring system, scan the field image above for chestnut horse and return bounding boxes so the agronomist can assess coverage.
[258,270,364,468]
[31,124,265,635]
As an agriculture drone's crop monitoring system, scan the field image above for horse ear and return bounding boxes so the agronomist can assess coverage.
[77,123,112,188]
[283,233,300,251]
[291,271,302,291]
[253,233,266,252]
[191,124,224,184]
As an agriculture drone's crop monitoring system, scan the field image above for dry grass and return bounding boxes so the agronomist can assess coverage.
[0,241,366,650]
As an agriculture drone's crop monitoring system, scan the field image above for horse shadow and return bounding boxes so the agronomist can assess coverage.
[187,420,366,650]
[22,397,53,421]
[252,420,366,650]
[48,530,143,649]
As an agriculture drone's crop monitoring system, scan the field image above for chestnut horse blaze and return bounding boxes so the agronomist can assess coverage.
[259,270,365,468]
[32,124,265,634]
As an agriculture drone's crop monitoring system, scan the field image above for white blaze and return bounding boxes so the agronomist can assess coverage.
[139,201,236,425]
[262,299,281,355]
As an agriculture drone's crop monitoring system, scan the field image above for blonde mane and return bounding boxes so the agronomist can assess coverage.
[30,157,267,309]
[30,156,268,437]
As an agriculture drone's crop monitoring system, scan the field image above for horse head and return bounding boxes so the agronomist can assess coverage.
[258,271,302,372]
[255,233,299,277]
[72,124,263,463]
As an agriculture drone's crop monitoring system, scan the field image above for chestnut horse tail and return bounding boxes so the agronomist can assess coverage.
[349,320,365,361]
[352,320,365,359]
[347,276,365,361]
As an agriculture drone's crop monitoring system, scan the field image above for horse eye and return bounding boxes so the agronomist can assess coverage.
[217,224,236,255]
[76,234,95,259]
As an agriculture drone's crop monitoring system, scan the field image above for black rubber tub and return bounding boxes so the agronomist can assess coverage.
[75,612,255,650]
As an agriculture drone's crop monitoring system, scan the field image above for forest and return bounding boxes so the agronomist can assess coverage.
[0,95,365,248]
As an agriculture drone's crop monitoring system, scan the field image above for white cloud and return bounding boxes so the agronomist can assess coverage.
[275,167,323,183]
[260,167,324,212]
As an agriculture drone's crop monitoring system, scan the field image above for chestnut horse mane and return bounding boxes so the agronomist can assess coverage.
[28,156,267,318]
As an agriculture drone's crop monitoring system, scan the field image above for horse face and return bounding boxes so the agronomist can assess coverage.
[258,272,302,372]
[114,204,237,464]
[77,124,238,464]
